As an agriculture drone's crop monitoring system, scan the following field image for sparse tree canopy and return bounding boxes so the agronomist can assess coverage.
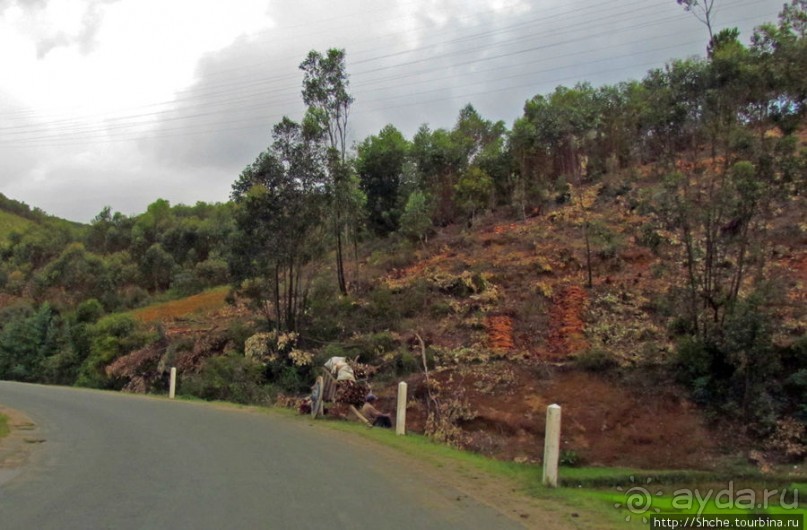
[229,117,327,332]
[300,48,353,162]
[300,48,357,294]
[677,0,716,41]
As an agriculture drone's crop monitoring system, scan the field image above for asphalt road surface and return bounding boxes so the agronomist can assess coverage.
[0,382,525,529]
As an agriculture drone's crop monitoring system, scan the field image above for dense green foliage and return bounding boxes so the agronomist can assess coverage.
[0,196,233,388]
[1,199,233,311]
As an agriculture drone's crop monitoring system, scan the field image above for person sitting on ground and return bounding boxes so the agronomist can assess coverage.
[360,394,392,428]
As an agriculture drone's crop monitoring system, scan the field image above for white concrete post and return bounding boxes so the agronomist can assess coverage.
[396,382,407,436]
[542,404,561,488]
[169,367,177,399]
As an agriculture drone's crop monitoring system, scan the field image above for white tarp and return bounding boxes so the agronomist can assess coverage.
[323,356,356,382]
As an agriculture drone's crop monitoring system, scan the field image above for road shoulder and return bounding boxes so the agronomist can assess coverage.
[0,405,41,484]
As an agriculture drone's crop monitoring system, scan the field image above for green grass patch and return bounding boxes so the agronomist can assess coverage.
[295,415,805,526]
[0,413,9,439]
[0,210,34,243]
[300,416,635,527]
[557,468,805,522]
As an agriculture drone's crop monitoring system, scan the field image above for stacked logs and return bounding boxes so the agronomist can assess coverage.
[335,380,369,407]
[349,362,368,380]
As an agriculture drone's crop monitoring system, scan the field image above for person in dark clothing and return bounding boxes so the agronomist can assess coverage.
[360,394,392,428]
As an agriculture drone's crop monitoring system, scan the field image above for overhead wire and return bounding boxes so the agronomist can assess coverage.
[0,0,781,148]
[0,0,660,128]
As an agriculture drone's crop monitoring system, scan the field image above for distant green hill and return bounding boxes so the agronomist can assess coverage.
[0,209,36,243]
[0,193,84,243]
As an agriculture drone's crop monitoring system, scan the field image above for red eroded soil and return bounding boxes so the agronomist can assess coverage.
[545,286,589,360]
[391,363,716,470]
[486,315,515,353]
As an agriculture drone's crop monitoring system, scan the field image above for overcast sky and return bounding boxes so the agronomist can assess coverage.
[0,0,785,222]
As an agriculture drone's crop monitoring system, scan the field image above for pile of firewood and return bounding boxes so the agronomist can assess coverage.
[335,380,369,407]
[349,362,368,380]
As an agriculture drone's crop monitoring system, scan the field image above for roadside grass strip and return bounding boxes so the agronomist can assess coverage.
[168,397,807,527]
[304,415,806,525]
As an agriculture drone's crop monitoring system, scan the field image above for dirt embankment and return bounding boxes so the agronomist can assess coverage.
[379,364,715,470]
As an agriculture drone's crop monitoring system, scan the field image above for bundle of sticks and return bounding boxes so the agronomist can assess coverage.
[335,379,369,407]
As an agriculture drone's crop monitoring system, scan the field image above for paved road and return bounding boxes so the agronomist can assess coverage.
[0,382,524,530]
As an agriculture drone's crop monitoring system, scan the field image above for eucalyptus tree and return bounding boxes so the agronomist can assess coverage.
[410,106,506,226]
[300,49,360,295]
[300,48,352,163]
[647,19,803,341]
[411,124,464,225]
[452,105,509,216]
[751,0,807,130]
[229,117,327,332]
[676,0,716,41]
[357,124,410,236]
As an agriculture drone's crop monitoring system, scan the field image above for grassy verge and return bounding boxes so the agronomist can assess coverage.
[0,413,9,439]
[295,414,806,526]
[296,416,634,527]
[172,397,806,527]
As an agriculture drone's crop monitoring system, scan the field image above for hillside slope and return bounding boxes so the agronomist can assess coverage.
[115,170,804,470]
[0,193,84,243]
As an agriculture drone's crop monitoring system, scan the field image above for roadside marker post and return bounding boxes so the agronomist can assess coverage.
[169,367,177,399]
[542,404,561,488]
[396,382,407,435]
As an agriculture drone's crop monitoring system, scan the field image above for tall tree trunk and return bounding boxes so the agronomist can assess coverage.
[584,221,593,289]
[274,264,281,330]
[287,261,295,332]
[336,229,347,295]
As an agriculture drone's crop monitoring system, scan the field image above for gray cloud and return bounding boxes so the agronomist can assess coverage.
[131,0,790,215]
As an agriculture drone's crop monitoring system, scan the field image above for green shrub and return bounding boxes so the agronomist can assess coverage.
[394,351,420,377]
[395,278,430,319]
[362,287,400,330]
[194,258,228,288]
[348,331,401,364]
[674,337,723,385]
[76,298,104,324]
[171,270,202,297]
[560,449,583,467]
[304,277,358,341]
[274,365,306,394]
[638,223,663,254]
[554,179,571,204]
[574,348,619,372]
[181,354,270,404]
[76,313,149,388]
[119,286,150,310]
[597,179,632,200]
[668,315,696,336]
[0,303,63,383]
[224,318,255,353]
[429,300,453,318]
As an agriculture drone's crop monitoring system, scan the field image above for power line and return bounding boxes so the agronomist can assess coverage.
[0,2,781,148]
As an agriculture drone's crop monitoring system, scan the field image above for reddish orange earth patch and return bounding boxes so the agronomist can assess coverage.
[545,285,589,360]
[486,315,515,352]
[132,289,228,323]
[399,365,717,470]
